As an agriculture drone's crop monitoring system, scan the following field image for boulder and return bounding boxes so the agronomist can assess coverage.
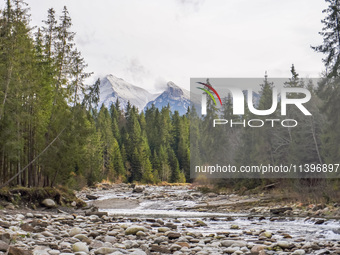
[41,199,56,208]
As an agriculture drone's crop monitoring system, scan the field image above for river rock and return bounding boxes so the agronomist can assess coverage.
[224,247,240,253]
[251,244,266,253]
[176,242,190,248]
[74,234,91,244]
[0,240,9,252]
[149,245,171,254]
[94,247,117,255]
[167,232,181,239]
[164,222,177,229]
[277,241,292,249]
[292,249,305,255]
[154,237,167,244]
[32,246,50,255]
[16,214,25,221]
[195,220,207,227]
[315,219,326,225]
[125,226,148,235]
[41,231,54,237]
[0,233,11,244]
[129,249,146,255]
[86,194,99,200]
[122,240,138,249]
[8,247,32,255]
[48,250,60,255]
[41,199,56,208]
[230,224,240,229]
[69,227,82,237]
[221,240,247,247]
[104,236,116,243]
[170,244,182,251]
[132,186,145,193]
[158,227,170,233]
[136,231,147,237]
[270,207,292,215]
[72,242,89,253]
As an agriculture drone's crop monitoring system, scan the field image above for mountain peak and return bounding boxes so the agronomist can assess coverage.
[166,81,184,97]
[145,81,190,115]
[99,75,158,111]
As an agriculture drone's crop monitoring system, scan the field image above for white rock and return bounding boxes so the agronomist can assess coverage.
[16,214,25,221]
[94,247,117,254]
[221,240,247,248]
[48,250,60,255]
[224,247,239,253]
[33,246,50,255]
[277,241,291,248]
[69,227,82,237]
[125,225,148,235]
[42,199,56,208]
[26,213,34,218]
[130,249,147,255]
[72,242,89,253]
[292,249,305,255]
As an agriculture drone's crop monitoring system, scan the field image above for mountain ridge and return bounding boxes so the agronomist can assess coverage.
[98,75,190,114]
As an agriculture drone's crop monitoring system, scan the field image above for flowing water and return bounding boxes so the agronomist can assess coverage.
[91,185,340,242]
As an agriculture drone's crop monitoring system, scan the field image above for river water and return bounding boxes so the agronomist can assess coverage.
[90,185,340,243]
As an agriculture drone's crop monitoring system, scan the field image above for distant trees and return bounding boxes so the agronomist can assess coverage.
[0,1,190,189]
[312,0,340,164]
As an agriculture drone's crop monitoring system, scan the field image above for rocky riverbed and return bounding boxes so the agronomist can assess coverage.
[0,183,340,255]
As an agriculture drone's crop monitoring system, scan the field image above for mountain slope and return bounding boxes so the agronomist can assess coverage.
[99,75,159,111]
[144,81,190,115]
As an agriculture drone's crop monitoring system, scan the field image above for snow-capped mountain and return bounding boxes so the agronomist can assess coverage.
[99,75,159,111]
[98,75,190,115]
[144,81,190,115]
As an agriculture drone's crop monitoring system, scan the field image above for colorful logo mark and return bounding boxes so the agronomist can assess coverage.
[196,82,223,106]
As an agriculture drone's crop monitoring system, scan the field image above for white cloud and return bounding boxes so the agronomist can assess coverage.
[26,0,327,91]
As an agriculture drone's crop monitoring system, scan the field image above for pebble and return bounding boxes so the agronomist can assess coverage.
[69,227,82,237]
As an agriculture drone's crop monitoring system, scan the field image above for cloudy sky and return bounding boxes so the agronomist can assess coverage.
[19,0,328,91]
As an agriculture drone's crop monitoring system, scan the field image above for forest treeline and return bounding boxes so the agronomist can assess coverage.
[0,1,190,188]
[0,0,340,193]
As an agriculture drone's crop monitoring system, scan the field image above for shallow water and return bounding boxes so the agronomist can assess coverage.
[96,185,340,242]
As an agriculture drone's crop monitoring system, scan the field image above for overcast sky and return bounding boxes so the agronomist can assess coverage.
[17,0,328,92]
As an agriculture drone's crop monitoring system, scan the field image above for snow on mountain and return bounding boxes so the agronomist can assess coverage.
[99,75,159,111]
[144,81,190,115]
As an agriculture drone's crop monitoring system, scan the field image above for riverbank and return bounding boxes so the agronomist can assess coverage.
[78,183,340,219]
[0,183,339,255]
